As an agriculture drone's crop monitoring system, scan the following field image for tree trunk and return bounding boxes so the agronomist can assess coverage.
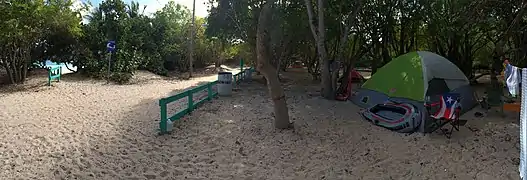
[3,45,32,84]
[4,63,15,84]
[12,60,20,83]
[274,38,290,81]
[256,0,291,129]
[22,47,29,83]
[316,0,333,99]
[330,61,339,93]
[307,49,319,80]
[371,30,380,74]
[276,56,282,81]
[22,63,27,83]
[215,41,223,69]
[304,0,334,99]
[490,50,502,88]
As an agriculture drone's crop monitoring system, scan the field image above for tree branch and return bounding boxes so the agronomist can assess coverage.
[226,3,248,40]
[303,0,318,42]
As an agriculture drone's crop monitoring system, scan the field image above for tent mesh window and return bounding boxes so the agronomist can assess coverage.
[361,96,369,103]
[426,78,451,97]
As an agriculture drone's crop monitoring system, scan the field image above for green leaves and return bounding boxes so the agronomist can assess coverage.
[2,0,521,85]
[72,0,218,80]
[0,0,84,83]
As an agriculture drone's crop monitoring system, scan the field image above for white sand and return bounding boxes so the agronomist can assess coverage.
[0,70,521,180]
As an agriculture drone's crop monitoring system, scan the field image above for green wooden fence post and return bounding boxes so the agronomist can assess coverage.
[240,58,244,73]
[207,83,212,101]
[212,81,218,97]
[48,69,51,86]
[159,100,168,134]
[188,91,194,111]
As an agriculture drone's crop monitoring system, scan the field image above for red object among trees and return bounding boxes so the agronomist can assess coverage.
[336,69,365,101]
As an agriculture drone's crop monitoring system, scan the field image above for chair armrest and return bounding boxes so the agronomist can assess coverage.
[425,102,439,107]
[424,102,439,112]
[424,102,440,107]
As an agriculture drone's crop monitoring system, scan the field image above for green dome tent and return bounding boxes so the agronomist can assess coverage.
[351,51,477,133]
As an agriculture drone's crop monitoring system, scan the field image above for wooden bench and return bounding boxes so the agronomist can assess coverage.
[48,66,61,86]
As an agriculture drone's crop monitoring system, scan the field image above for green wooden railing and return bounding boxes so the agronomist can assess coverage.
[48,66,62,86]
[158,67,253,134]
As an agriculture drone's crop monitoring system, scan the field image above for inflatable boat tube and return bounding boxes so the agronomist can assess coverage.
[360,102,420,133]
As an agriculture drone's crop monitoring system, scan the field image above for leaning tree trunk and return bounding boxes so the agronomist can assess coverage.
[304,0,334,99]
[256,0,291,129]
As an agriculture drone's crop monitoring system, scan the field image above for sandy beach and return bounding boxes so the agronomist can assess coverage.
[0,69,521,180]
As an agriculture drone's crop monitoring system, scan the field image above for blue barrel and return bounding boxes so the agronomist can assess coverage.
[217,72,233,96]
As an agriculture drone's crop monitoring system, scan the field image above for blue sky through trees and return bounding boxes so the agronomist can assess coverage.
[80,0,209,17]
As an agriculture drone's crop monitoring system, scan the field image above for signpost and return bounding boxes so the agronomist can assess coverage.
[106,40,116,83]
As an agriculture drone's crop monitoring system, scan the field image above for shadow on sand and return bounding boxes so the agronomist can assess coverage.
[0,69,55,95]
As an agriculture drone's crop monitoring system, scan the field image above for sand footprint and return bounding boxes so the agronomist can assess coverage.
[158,170,170,178]
[79,157,93,169]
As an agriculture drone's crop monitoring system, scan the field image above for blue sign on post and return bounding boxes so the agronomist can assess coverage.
[106,40,116,84]
[107,40,116,53]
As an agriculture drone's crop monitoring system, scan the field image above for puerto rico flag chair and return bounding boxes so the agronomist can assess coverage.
[424,92,464,138]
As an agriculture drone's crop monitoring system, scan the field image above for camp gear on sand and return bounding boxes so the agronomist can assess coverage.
[336,69,365,101]
[351,51,477,133]
[360,100,420,133]
[506,65,520,97]
[424,93,467,138]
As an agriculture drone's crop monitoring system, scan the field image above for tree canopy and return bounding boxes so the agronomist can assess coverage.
[0,0,525,88]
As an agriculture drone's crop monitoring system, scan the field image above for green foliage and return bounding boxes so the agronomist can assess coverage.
[0,0,83,84]
[110,72,133,84]
[0,0,223,84]
[2,0,525,85]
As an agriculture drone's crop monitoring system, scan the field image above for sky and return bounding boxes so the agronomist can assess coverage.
[78,0,210,18]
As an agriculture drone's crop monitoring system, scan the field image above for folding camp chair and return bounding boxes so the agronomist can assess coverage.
[424,92,465,138]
